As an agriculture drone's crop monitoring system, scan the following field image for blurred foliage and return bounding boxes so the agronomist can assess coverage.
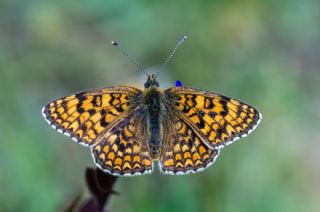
[0,0,320,211]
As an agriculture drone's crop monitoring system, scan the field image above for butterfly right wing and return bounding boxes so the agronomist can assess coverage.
[42,86,141,147]
[159,113,220,175]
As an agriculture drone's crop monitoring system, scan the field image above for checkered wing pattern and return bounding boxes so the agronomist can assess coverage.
[165,87,262,149]
[91,111,153,176]
[42,86,141,147]
[159,113,220,175]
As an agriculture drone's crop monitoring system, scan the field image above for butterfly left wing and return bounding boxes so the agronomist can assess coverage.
[42,86,141,147]
[91,109,153,176]
[164,87,262,149]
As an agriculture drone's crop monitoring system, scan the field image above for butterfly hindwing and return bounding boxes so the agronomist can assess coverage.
[159,113,220,175]
[42,86,141,147]
[165,87,262,149]
[91,111,153,176]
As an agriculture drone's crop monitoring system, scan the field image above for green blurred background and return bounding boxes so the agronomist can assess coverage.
[1,0,319,211]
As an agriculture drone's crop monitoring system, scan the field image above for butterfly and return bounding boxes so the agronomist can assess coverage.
[42,36,262,176]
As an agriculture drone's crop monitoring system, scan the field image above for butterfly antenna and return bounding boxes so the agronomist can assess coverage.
[155,35,187,78]
[111,41,148,77]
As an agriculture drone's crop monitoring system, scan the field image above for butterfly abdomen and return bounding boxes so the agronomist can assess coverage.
[143,87,163,158]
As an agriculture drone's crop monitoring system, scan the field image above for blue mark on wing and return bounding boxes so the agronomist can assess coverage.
[175,80,182,87]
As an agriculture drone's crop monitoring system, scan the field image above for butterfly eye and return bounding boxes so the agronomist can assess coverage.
[175,80,183,87]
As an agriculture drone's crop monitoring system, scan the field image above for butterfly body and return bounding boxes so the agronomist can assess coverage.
[143,87,163,158]
[143,74,173,158]
[42,74,261,176]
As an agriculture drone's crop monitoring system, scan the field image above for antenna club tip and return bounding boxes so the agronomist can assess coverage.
[111,41,118,46]
[179,35,187,43]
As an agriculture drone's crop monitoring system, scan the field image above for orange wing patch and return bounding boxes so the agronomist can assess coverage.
[160,114,219,175]
[42,86,141,147]
[165,87,262,149]
[91,114,153,176]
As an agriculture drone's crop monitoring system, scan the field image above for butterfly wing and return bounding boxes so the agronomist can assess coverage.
[164,87,262,149]
[91,109,153,176]
[42,86,141,147]
[159,113,220,175]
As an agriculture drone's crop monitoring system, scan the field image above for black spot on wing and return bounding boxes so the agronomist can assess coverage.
[196,118,205,129]
[80,124,87,131]
[197,110,205,117]
[216,128,223,138]
[77,105,84,113]
[92,95,101,107]
[100,109,107,116]
[88,109,96,115]
[116,105,124,113]
[75,93,87,101]
[209,111,215,118]
[119,143,125,152]
[220,100,228,117]
[100,118,108,127]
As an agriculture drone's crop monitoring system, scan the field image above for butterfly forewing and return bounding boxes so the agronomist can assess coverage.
[159,113,220,175]
[165,87,262,149]
[92,111,153,176]
[42,86,141,147]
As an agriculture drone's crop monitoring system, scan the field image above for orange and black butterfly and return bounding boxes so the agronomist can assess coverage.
[42,36,262,176]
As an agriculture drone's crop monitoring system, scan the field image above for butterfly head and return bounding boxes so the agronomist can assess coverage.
[144,74,159,88]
